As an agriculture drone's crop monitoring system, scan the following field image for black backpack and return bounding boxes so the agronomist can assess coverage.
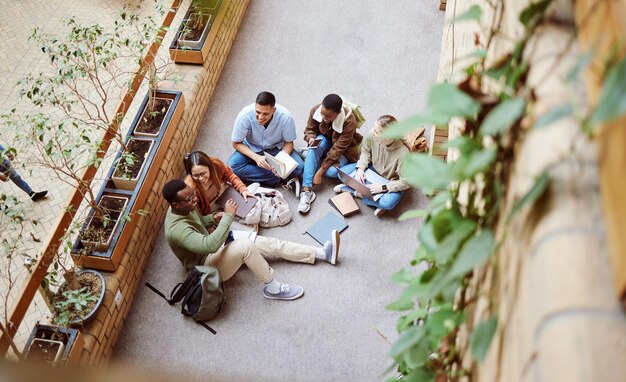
[146,265,225,334]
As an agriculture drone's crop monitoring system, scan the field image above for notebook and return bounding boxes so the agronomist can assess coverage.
[329,192,359,217]
[265,151,298,179]
[304,212,348,245]
[214,186,257,218]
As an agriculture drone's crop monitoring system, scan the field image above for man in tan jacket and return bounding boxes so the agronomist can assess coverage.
[298,94,362,213]
[334,115,411,217]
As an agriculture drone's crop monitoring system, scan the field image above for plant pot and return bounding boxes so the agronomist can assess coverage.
[80,195,129,252]
[111,138,155,191]
[52,269,106,327]
[132,97,174,138]
[25,338,65,365]
[23,324,85,366]
[169,0,225,64]
[177,12,213,49]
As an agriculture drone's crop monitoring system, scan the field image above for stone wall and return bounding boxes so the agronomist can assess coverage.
[436,1,626,380]
[78,0,249,366]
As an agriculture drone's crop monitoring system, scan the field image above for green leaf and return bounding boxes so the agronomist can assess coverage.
[390,325,426,358]
[567,51,594,83]
[453,5,482,22]
[432,219,477,263]
[448,229,495,279]
[392,269,414,284]
[589,55,626,125]
[401,153,451,194]
[383,112,449,139]
[386,299,415,311]
[419,221,438,252]
[426,308,466,347]
[506,172,549,223]
[413,246,429,263]
[520,0,552,29]
[533,105,573,129]
[402,338,431,370]
[404,367,434,382]
[470,315,498,362]
[461,146,497,178]
[427,83,481,118]
[426,191,451,215]
[399,209,428,221]
[480,98,526,135]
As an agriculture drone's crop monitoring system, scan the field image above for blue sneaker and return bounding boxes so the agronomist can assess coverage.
[263,283,304,301]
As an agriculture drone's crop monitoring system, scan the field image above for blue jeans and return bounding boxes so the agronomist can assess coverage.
[1,157,32,195]
[302,135,349,188]
[227,147,304,187]
[338,163,404,211]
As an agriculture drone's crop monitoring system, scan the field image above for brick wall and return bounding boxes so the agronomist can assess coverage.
[436,1,626,380]
[78,0,250,366]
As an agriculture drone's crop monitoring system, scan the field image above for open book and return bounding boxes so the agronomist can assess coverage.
[265,151,298,179]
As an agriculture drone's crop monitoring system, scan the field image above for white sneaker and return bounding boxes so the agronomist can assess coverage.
[298,190,316,213]
[263,283,304,300]
[323,230,340,265]
[333,183,347,193]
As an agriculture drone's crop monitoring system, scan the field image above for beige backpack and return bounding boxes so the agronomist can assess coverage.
[242,184,292,228]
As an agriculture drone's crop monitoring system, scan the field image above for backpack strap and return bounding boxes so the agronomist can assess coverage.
[196,321,217,335]
[145,282,169,301]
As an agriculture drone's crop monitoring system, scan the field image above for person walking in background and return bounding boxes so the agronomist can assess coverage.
[0,144,47,201]
[298,94,363,213]
[227,91,303,195]
[162,179,341,301]
[183,151,254,215]
[334,115,410,217]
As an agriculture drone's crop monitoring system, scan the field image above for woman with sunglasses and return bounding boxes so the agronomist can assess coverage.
[183,151,255,215]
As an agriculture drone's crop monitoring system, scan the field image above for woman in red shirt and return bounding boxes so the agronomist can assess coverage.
[183,151,254,215]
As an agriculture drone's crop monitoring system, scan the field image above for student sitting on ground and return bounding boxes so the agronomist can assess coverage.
[334,115,410,217]
[227,91,302,195]
[162,179,341,301]
[298,94,362,214]
[183,151,254,215]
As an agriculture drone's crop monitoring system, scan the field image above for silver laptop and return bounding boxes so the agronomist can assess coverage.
[337,168,389,201]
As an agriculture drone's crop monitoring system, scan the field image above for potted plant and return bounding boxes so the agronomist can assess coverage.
[49,269,106,327]
[79,194,130,251]
[178,9,213,50]
[169,0,224,64]
[23,324,85,366]
[111,138,155,191]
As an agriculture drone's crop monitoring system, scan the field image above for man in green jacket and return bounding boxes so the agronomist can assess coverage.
[334,115,411,217]
[162,179,340,301]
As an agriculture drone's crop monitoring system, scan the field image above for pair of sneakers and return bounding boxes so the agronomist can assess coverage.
[262,230,340,301]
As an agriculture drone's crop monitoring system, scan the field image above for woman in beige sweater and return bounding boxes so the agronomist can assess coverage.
[335,115,411,217]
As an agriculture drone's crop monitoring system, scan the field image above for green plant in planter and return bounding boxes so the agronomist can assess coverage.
[52,287,98,327]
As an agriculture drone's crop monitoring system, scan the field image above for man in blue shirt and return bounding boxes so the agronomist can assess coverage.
[0,144,48,201]
[227,92,303,195]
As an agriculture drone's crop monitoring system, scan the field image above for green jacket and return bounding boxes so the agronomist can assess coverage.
[164,207,235,271]
[356,137,411,193]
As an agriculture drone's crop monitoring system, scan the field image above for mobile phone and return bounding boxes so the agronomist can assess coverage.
[308,138,323,148]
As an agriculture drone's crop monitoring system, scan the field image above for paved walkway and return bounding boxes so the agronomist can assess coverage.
[114,1,444,381]
[0,0,159,354]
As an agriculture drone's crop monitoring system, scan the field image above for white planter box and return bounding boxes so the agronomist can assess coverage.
[112,138,155,191]
[80,195,129,252]
[177,12,212,49]
[132,97,173,138]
